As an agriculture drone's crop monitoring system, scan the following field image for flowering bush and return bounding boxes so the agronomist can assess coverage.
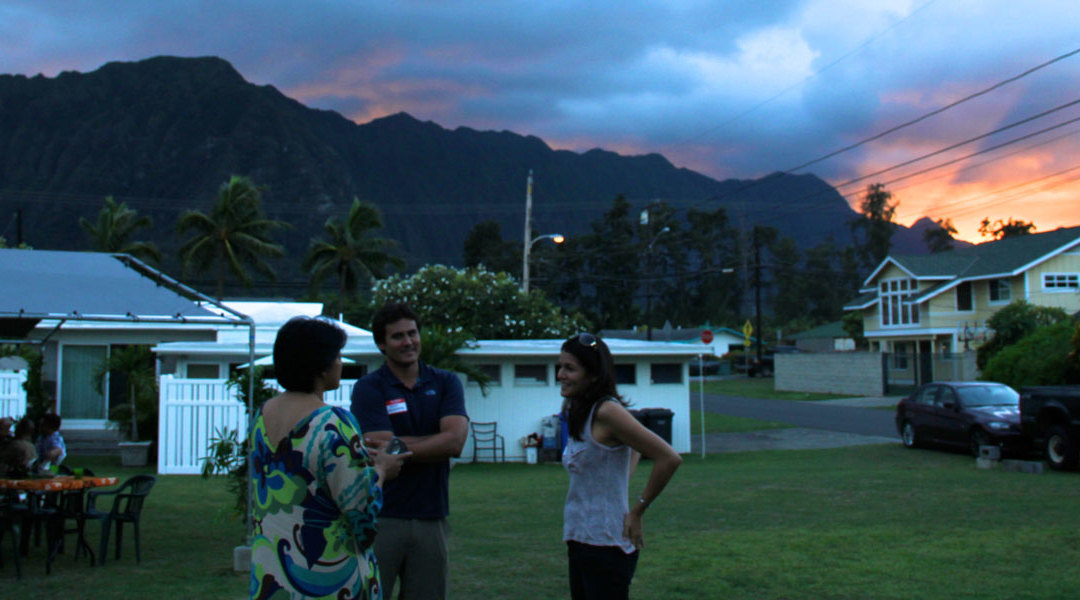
[371,264,589,340]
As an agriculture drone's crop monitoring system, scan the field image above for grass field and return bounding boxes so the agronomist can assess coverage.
[692,376,860,401]
[6,446,1078,599]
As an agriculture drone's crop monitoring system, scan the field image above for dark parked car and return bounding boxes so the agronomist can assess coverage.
[1019,386,1080,471]
[895,381,1023,456]
[689,356,722,376]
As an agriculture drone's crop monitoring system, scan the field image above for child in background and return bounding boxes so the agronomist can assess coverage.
[36,413,66,468]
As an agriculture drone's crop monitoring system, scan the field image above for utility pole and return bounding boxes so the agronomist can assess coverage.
[753,227,763,366]
[521,169,533,292]
[16,208,23,246]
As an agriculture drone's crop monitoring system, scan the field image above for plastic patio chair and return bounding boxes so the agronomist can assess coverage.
[84,474,157,566]
[470,421,506,463]
[0,493,24,579]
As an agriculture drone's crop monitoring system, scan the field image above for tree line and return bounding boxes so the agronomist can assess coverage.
[47,174,1044,345]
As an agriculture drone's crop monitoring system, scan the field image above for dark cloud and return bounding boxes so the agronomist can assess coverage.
[4,0,1080,237]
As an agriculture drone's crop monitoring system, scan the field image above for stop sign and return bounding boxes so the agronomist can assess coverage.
[701,329,713,344]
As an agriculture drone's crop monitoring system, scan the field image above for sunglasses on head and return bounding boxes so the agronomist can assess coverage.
[571,332,599,349]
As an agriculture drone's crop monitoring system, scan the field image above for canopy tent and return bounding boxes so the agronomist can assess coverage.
[0,248,257,541]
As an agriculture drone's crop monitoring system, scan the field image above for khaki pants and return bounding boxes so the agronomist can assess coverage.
[376,517,450,600]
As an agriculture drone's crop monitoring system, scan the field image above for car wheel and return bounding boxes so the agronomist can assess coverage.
[901,421,919,448]
[1045,425,1079,471]
[969,429,990,457]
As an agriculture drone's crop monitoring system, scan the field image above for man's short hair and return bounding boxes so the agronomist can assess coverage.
[273,317,348,393]
[371,303,422,347]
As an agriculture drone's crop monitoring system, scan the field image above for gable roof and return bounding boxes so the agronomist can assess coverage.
[854,226,1080,304]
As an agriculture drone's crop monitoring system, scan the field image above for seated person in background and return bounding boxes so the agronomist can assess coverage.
[1,417,37,476]
[35,413,66,468]
[0,416,12,439]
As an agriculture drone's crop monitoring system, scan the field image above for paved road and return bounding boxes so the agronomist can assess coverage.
[688,392,901,454]
[698,393,899,438]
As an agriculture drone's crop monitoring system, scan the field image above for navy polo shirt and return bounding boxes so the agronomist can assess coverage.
[350,362,467,519]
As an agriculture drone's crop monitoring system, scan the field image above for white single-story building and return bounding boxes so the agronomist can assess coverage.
[154,311,707,472]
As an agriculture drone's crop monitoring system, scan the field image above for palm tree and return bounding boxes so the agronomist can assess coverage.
[177,175,288,298]
[304,199,404,315]
[79,195,161,263]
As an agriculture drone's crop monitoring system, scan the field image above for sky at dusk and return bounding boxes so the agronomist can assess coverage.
[3,0,1079,242]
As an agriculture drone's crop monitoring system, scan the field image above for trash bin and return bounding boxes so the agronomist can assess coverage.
[641,408,673,445]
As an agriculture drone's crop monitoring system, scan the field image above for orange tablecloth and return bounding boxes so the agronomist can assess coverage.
[0,475,118,492]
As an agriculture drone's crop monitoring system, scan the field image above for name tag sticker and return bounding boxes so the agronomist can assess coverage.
[386,398,408,415]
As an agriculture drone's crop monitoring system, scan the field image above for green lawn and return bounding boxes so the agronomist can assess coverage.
[692,376,859,401]
[7,448,1079,599]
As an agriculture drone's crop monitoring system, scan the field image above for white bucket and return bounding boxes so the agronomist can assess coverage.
[525,446,538,464]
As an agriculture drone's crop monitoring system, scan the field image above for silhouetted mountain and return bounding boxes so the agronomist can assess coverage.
[0,55,936,290]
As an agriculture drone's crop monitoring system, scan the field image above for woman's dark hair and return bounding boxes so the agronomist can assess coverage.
[371,302,422,347]
[274,317,347,393]
[561,333,626,440]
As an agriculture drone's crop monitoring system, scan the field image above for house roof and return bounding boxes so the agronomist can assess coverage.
[842,291,878,310]
[0,249,245,325]
[851,226,1080,305]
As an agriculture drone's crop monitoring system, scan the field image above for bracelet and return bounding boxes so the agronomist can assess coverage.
[637,496,649,509]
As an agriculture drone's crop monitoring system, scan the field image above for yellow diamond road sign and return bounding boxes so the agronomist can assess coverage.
[742,320,752,347]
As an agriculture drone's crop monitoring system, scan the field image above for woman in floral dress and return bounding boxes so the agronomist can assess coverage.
[251,317,408,599]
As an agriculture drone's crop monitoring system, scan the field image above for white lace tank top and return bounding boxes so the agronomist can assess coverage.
[561,399,635,553]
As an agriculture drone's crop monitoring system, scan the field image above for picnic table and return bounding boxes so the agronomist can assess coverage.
[0,474,119,574]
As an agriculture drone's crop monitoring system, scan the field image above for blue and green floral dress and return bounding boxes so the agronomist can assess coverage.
[250,405,383,599]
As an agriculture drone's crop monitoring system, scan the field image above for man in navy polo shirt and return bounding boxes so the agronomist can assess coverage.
[351,302,469,600]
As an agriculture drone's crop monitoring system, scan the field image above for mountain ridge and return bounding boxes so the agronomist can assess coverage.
[0,55,947,282]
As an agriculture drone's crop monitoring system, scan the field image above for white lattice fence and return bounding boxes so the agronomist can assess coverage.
[0,371,27,419]
[157,375,354,474]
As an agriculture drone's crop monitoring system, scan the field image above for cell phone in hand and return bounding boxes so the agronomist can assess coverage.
[386,437,408,455]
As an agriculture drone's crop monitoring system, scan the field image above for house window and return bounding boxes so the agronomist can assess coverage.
[880,278,920,326]
[341,364,368,380]
[468,364,502,387]
[650,363,682,384]
[988,279,1011,303]
[614,364,637,385]
[892,342,909,369]
[187,363,220,379]
[60,345,108,419]
[956,281,973,311]
[514,364,547,385]
[1043,273,1079,290]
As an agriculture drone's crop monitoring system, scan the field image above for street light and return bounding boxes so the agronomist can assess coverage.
[522,233,564,293]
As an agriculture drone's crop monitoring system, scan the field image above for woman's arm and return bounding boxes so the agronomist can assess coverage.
[594,401,683,549]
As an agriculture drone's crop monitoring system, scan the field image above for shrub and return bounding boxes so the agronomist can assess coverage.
[981,319,1080,387]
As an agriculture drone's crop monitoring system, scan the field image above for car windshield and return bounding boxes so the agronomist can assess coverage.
[957,385,1018,407]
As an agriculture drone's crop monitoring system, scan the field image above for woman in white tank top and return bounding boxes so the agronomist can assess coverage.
[558,333,683,600]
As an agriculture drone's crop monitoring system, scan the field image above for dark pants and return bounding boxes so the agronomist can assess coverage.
[567,541,639,600]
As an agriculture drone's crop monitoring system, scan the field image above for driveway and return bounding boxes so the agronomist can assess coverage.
[690,392,901,454]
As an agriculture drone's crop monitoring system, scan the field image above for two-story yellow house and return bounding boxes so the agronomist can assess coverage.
[844,226,1080,385]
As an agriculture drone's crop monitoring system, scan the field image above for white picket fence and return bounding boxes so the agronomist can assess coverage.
[157,375,355,474]
[0,371,27,419]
